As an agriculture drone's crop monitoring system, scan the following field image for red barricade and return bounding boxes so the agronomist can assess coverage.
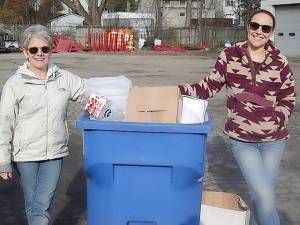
[153,44,187,53]
[69,40,82,52]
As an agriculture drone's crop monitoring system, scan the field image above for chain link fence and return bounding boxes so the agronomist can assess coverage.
[0,24,246,49]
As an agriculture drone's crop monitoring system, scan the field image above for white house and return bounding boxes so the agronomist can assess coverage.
[138,0,238,28]
[222,0,239,24]
[49,13,85,32]
[160,0,216,27]
[261,0,300,56]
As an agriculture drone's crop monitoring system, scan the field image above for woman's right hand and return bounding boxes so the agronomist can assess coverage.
[0,172,12,180]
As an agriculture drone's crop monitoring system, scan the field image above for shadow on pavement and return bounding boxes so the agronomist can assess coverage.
[204,135,250,201]
[0,168,27,225]
[52,131,86,225]
[279,209,294,225]
[52,169,86,225]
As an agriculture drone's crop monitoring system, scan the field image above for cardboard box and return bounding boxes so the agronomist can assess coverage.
[126,86,182,123]
[200,191,250,225]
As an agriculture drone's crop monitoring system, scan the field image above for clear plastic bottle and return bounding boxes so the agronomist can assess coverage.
[102,104,125,121]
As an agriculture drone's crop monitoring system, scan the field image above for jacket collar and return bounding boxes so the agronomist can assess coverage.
[18,61,61,84]
[234,40,280,66]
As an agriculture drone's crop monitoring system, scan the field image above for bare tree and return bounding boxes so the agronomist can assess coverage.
[61,0,106,25]
[233,0,261,26]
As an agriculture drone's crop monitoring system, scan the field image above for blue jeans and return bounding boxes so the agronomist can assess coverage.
[229,138,285,225]
[15,158,63,225]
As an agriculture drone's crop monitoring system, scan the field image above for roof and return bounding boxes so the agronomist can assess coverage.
[102,12,155,19]
[50,13,85,22]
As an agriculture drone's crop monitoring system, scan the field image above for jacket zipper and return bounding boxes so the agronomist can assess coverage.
[45,80,49,158]
[242,48,270,91]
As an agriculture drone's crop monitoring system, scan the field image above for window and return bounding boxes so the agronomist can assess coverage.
[225,0,235,7]
[180,0,185,5]
[180,12,185,16]
[289,33,296,37]
[164,0,170,5]
[277,33,284,36]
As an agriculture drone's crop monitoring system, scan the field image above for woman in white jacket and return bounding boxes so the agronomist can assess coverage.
[0,24,85,225]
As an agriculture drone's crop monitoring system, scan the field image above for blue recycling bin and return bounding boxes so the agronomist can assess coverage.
[76,112,213,225]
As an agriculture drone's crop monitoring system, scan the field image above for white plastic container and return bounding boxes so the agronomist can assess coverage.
[138,38,146,49]
[154,39,162,46]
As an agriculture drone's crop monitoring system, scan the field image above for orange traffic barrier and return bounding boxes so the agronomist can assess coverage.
[117,28,125,51]
[126,33,134,51]
[110,29,118,51]
[83,28,134,52]
[83,32,91,51]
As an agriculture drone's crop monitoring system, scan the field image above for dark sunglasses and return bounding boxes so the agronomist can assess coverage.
[249,22,273,34]
[28,46,51,54]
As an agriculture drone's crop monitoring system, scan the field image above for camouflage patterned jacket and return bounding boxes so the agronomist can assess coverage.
[179,41,296,142]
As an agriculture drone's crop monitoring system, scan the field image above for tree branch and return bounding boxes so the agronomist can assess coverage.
[61,0,92,24]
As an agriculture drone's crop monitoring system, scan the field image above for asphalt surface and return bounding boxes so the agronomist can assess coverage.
[0,50,299,225]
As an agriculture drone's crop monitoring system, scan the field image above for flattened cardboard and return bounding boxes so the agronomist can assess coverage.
[126,86,182,123]
[200,191,250,225]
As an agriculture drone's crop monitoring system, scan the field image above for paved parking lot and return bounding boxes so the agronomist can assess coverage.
[0,50,299,225]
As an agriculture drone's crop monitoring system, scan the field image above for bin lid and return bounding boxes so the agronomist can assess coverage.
[75,112,213,134]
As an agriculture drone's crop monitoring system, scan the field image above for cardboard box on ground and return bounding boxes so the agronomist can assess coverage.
[200,191,250,225]
[126,86,182,123]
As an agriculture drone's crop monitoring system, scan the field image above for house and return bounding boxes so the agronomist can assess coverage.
[161,0,216,27]
[261,0,300,56]
[49,13,85,32]
[138,0,238,28]
[221,0,241,24]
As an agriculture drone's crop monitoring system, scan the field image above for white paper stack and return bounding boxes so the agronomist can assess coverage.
[180,95,208,124]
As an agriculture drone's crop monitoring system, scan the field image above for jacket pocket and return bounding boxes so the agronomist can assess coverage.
[231,98,280,137]
[50,120,69,150]
[12,126,23,156]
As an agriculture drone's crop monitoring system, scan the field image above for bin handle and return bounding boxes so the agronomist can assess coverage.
[197,176,204,183]
[127,221,156,225]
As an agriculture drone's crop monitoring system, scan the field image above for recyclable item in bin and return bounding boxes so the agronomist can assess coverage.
[84,95,110,118]
[84,95,125,121]
[126,86,182,123]
[84,75,132,115]
[181,96,208,124]
[98,104,125,121]
[200,191,250,225]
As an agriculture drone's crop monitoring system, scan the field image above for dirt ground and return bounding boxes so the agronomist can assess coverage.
[0,50,299,225]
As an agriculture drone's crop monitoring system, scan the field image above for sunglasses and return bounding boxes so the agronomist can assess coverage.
[28,46,51,54]
[249,22,273,34]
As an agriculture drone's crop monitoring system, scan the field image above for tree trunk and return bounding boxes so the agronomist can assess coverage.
[61,0,106,26]
[126,0,131,12]
[155,0,162,39]
[197,0,204,44]
[185,0,192,27]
